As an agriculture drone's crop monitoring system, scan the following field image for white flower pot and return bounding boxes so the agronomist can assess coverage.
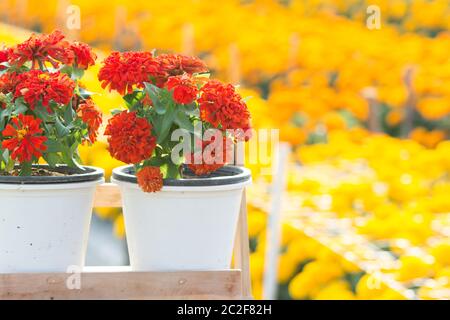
[112,165,251,271]
[0,166,104,273]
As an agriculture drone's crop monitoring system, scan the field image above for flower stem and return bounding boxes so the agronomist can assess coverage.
[19,161,32,176]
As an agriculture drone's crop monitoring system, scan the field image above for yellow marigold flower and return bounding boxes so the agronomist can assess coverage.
[417,98,450,120]
[288,272,317,299]
[277,253,298,283]
[247,208,266,238]
[286,236,319,264]
[396,254,435,282]
[386,109,403,126]
[356,273,388,299]
[313,280,355,300]
[410,127,446,149]
[322,112,347,132]
[279,125,308,146]
[430,241,450,267]
[280,223,303,247]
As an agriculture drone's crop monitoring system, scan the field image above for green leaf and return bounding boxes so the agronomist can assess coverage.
[1,149,9,163]
[45,139,64,153]
[13,98,28,115]
[55,117,70,137]
[166,161,181,179]
[19,161,32,176]
[123,90,144,111]
[59,65,72,76]
[5,158,14,171]
[175,110,195,133]
[63,101,75,125]
[144,82,166,115]
[143,156,166,167]
[69,140,79,155]
[61,145,84,170]
[183,102,199,117]
[32,102,52,122]
[4,92,13,101]
[0,106,12,129]
[156,104,177,144]
[123,92,137,107]
[42,152,62,167]
[154,101,167,115]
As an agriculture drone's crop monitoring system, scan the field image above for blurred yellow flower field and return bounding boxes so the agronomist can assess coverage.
[248,130,449,299]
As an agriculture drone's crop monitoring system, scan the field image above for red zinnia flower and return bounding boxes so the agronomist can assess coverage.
[0,72,20,94]
[14,70,76,112]
[198,80,252,138]
[104,111,156,163]
[186,136,234,176]
[98,51,166,95]
[70,42,97,70]
[136,166,163,192]
[1,114,47,162]
[165,74,198,105]
[0,72,20,109]
[0,48,11,71]
[77,98,103,143]
[9,30,74,69]
[157,53,208,76]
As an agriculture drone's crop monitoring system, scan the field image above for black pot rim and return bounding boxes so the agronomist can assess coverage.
[113,165,251,187]
[0,165,104,185]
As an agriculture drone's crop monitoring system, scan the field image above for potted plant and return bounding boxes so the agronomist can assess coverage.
[0,31,104,273]
[99,51,252,271]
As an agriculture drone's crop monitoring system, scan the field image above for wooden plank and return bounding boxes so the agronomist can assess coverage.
[0,270,242,300]
[232,191,253,299]
[94,183,122,208]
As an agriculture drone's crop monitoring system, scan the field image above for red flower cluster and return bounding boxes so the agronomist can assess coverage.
[104,111,156,163]
[98,50,253,189]
[77,99,103,143]
[166,75,198,105]
[14,70,76,112]
[186,136,234,175]
[98,51,165,95]
[198,80,252,137]
[8,30,96,70]
[1,114,47,162]
[157,53,208,76]
[136,166,163,192]
[98,52,209,97]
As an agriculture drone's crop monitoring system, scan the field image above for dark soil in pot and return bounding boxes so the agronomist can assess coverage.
[113,164,251,187]
[0,165,104,184]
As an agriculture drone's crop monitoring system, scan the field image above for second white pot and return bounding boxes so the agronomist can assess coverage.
[112,165,251,271]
